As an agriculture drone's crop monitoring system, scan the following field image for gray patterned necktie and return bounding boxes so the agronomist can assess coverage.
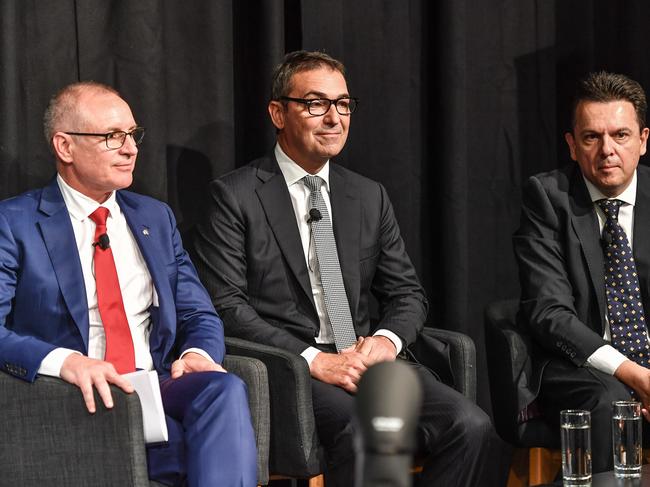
[598,199,650,368]
[303,175,357,352]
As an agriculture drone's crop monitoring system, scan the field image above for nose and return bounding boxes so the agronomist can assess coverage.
[120,133,139,155]
[600,135,614,157]
[322,102,341,125]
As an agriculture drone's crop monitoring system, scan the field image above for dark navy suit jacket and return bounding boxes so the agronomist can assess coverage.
[194,154,428,355]
[0,178,224,382]
[514,164,650,409]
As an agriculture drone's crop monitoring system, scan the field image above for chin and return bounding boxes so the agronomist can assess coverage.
[115,176,134,190]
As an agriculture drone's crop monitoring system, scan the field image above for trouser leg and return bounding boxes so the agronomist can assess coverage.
[148,371,257,487]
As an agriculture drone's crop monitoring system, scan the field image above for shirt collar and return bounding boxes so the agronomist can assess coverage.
[56,174,119,221]
[275,143,330,192]
[583,170,637,207]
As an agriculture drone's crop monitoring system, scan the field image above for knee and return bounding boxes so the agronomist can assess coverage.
[450,402,493,445]
[438,401,493,447]
[216,372,248,399]
[585,384,629,425]
[197,371,249,409]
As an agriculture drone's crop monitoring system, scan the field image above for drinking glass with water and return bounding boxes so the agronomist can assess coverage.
[612,400,642,478]
[561,409,592,485]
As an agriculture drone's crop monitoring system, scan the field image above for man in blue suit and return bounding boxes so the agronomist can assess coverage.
[0,81,256,486]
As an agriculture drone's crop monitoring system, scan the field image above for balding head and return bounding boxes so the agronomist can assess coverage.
[43,81,121,152]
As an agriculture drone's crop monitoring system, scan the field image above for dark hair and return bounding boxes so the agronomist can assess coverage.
[271,50,345,100]
[43,81,120,149]
[571,71,647,129]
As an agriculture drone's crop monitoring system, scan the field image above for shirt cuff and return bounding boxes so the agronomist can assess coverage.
[373,329,403,355]
[301,346,322,366]
[585,344,628,375]
[181,348,215,363]
[38,348,82,378]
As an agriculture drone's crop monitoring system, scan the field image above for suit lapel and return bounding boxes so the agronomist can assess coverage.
[329,166,360,314]
[569,169,606,331]
[633,167,650,310]
[38,180,90,349]
[255,158,314,306]
[116,192,169,310]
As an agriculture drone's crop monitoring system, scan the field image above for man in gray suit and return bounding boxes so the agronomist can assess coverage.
[515,71,650,472]
[194,50,493,486]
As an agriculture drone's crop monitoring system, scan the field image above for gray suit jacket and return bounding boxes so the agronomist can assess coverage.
[194,154,428,356]
[513,163,650,408]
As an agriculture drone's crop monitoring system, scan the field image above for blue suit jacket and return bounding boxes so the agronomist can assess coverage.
[0,178,224,382]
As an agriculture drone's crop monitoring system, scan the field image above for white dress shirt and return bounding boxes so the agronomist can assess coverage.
[38,175,210,377]
[274,144,402,364]
[584,171,638,375]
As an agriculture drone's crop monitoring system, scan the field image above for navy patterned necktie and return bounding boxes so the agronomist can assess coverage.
[598,199,650,368]
[302,175,357,352]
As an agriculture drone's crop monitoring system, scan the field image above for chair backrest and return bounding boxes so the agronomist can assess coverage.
[484,299,557,448]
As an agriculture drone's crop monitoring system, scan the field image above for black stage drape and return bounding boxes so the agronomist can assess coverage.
[4,0,650,482]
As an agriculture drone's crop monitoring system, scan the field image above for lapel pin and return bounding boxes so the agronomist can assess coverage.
[143,228,150,236]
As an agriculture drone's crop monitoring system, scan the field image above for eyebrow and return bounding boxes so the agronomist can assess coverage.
[579,126,633,135]
[301,90,350,99]
[104,124,139,132]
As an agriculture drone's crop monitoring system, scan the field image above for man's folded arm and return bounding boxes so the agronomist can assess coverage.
[369,183,427,348]
[513,175,606,365]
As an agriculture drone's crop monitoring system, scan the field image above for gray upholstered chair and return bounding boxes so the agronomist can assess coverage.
[225,327,478,486]
[0,355,270,487]
[484,299,560,487]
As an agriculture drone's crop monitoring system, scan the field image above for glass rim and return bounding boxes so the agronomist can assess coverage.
[560,409,591,415]
[612,400,641,406]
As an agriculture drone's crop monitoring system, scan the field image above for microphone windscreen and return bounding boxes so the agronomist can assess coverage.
[98,233,110,250]
[355,360,422,487]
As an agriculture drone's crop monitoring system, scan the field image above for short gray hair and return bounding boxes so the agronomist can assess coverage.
[43,81,120,150]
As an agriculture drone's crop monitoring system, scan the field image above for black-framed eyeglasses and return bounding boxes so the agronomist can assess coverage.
[279,96,359,116]
[64,127,146,150]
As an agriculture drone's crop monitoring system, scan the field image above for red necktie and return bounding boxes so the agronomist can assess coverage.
[89,207,136,373]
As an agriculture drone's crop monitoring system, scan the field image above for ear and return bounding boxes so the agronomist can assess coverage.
[268,101,286,131]
[640,127,649,156]
[565,131,578,161]
[51,133,75,164]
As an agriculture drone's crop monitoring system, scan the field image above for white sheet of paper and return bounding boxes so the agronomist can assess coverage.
[122,369,168,444]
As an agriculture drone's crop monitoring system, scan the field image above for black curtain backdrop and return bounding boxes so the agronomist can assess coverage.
[4,0,650,482]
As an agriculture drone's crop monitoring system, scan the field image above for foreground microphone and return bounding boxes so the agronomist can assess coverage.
[355,361,423,487]
[93,233,110,250]
[307,208,322,224]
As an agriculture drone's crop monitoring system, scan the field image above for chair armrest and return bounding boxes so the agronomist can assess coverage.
[225,337,322,478]
[223,354,270,485]
[424,328,477,403]
[0,373,150,487]
[484,300,558,447]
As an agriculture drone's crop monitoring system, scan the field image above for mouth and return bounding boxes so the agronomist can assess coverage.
[113,162,135,170]
[598,160,621,171]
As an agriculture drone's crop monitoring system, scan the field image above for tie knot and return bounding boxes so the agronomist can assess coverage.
[597,199,623,220]
[89,207,110,227]
[302,175,323,193]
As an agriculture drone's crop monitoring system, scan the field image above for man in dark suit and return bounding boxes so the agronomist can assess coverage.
[194,50,493,486]
[514,71,650,472]
[0,82,257,486]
